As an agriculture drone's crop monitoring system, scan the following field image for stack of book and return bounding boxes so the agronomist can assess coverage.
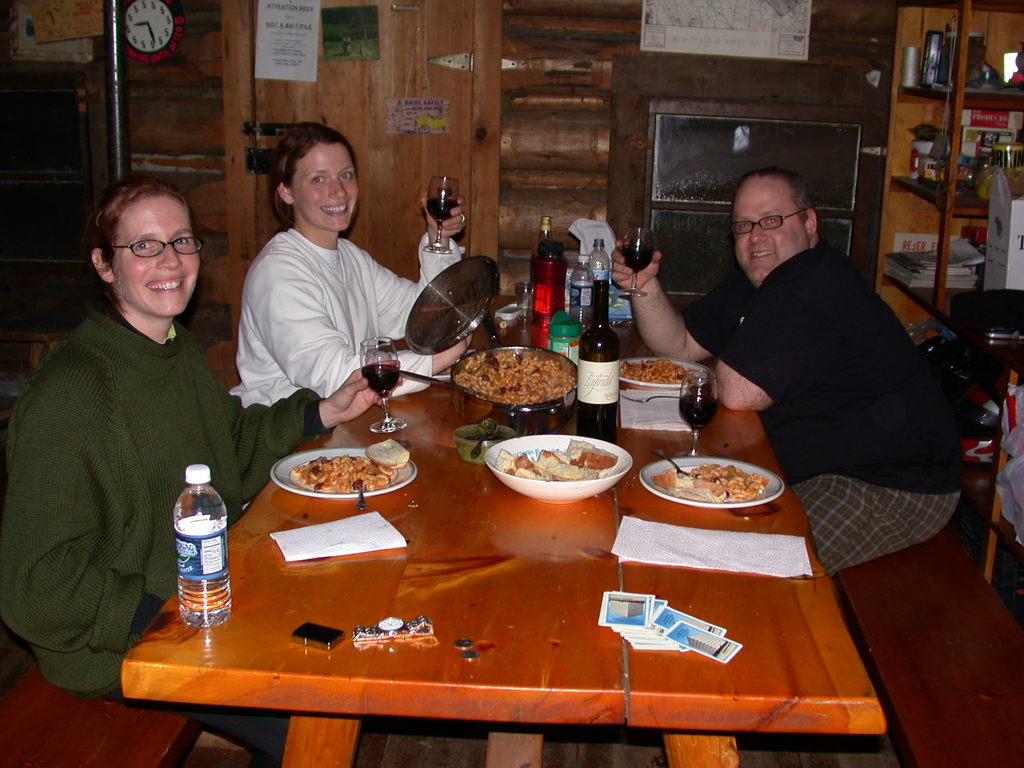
[883,241,983,289]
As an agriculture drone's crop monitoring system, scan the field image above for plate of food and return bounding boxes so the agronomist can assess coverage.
[620,358,712,390]
[639,456,784,509]
[271,440,417,499]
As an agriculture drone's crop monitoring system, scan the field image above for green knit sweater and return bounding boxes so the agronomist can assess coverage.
[0,307,319,698]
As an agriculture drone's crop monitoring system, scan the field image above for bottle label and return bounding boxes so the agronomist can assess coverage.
[577,359,620,404]
[590,268,610,283]
[175,518,227,580]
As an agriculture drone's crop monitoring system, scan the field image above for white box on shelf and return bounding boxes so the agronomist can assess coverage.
[984,168,1024,291]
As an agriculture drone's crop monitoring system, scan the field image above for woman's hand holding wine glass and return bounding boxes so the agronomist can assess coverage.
[424,175,460,254]
[679,371,718,456]
[360,336,407,433]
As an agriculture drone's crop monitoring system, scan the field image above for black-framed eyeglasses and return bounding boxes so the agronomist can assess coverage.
[729,209,807,236]
[112,237,204,258]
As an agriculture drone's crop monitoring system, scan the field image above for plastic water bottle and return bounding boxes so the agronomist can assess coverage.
[589,238,611,284]
[174,464,231,627]
[568,251,594,327]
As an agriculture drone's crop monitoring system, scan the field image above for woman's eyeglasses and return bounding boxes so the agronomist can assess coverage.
[112,237,204,258]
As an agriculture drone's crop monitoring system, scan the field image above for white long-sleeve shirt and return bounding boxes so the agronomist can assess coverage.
[231,229,460,406]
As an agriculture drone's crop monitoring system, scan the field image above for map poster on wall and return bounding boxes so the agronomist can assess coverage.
[255,0,320,83]
[641,0,812,62]
[385,98,450,135]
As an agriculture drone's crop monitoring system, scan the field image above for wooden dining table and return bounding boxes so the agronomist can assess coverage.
[121,345,885,767]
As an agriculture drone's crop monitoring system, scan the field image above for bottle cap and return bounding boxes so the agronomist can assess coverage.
[537,241,564,256]
[548,311,581,339]
[593,238,604,249]
[185,464,211,485]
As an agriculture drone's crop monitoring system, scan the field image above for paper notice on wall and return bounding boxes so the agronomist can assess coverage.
[29,0,102,43]
[385,98,450,134]
[641,0,812,61]
[255,0,320,83]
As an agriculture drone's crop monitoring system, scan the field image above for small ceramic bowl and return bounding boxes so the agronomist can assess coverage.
[453,422,517,463]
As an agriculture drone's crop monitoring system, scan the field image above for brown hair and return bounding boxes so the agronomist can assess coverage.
[735,166,814,210]
[83,175,194,308]
[271,122,357,229]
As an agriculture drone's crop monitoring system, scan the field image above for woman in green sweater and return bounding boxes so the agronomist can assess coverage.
[0,176,377,766]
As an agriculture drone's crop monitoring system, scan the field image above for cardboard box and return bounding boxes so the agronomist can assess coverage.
[962,126,1019,158]
[984,168,1024,290]
[962,109,1024,130]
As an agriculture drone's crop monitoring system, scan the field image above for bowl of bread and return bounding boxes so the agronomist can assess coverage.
[483,435,632,503]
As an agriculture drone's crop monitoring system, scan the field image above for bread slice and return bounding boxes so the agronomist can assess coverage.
[566,439,618,471]
[365,439,410,469]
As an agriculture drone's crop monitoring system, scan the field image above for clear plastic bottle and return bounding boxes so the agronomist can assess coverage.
[589,238,611,284]
[174,464,231,627]
[568,251,593,327]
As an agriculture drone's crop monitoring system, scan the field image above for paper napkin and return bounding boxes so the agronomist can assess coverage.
[270,512,407,563]
[619,391,690,431]
[569,218,616,255]
[612,516,812,578]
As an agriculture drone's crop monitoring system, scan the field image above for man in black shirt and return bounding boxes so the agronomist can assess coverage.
[614,167,961,573]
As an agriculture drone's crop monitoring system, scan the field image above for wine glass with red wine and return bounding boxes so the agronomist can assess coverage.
[620,227,655,297]
[359,337,407,433]
[424,175,459,254]
[679,371,718,456]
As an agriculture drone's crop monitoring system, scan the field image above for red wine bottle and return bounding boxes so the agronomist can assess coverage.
[576,279,619,443]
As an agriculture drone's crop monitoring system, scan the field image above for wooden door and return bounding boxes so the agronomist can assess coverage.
[221,0,501,331]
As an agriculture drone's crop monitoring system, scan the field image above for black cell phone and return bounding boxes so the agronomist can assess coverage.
[291,622,345,650]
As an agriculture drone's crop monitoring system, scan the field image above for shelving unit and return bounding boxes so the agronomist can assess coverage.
[875,1,1024,583]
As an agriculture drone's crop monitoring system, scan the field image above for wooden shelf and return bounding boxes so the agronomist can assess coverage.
[900,85,1024,110]
[891,176,989,216]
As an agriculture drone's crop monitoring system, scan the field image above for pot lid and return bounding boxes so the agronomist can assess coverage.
[405,255,500,355]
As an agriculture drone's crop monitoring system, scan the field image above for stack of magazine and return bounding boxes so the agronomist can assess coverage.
[883,239,984,289]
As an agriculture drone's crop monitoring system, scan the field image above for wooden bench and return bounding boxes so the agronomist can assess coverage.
[0,665,200,767]
[836,526,1024,768]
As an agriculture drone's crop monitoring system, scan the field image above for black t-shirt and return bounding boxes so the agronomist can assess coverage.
[684,243,960,492]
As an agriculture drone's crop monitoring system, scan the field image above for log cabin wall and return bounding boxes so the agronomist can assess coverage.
[499,0,643,288]
[2,0,896,381]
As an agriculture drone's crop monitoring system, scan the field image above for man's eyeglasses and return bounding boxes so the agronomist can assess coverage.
[729,209,806,236]
[112,237,204,258]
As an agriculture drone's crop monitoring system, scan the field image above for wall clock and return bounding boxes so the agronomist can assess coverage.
[124,0,185,63]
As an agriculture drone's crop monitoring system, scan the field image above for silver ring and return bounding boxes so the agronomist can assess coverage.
[459,213,466,225]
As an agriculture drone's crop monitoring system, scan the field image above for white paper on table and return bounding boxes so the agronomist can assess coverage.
[269,512,406,563]
[619,391,690,431]
[612,516,813,578]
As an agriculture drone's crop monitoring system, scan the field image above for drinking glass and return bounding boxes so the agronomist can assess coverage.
[679,371,718,456]
[424,175,459,253]
[620,227,655,297]
[359,337,407,433]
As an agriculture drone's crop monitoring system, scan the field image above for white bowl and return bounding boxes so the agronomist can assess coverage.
[483,435,633,504]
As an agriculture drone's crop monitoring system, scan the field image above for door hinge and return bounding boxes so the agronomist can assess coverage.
[242,122,295,137]
[429,52,473,72]
[246,148,273,175]
[427,53,519,72]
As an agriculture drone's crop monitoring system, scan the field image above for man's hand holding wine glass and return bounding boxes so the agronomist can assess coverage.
[611,238,663,295]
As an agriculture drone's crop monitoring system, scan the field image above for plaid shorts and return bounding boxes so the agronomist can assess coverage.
[791,473,960,575]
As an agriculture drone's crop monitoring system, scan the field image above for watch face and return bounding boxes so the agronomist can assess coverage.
[125,0,184,62]
[377,617,405,633]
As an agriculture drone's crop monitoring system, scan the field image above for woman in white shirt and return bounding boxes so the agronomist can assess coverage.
[231,122,468,406]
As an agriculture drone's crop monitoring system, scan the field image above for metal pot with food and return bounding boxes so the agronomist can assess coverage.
[404,257,577,434]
